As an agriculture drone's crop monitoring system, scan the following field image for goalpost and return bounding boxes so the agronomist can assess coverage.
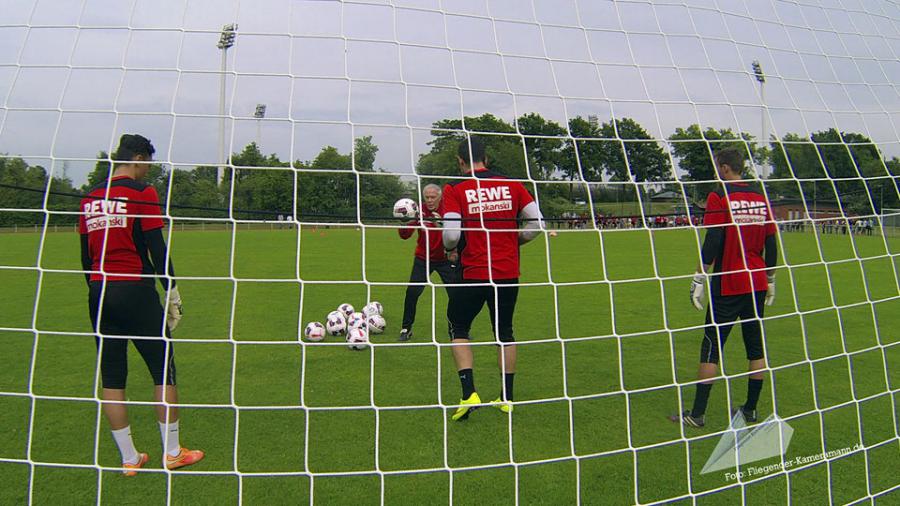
[1,0,898,504]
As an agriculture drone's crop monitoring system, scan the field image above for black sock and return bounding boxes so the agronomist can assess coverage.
[745,378,764,411]
[458,369,475,399]
[691,383,713,418]
[502,373,515,401]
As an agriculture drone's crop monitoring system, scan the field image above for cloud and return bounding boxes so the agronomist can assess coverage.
[1,0,898,187]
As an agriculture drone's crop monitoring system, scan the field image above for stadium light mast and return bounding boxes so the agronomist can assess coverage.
[217,23,238,186]
[254,103,266,148]
[752,60,768,178]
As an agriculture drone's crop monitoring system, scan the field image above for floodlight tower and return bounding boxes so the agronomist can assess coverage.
[217,23,237,185]
[752,60,768,178]
[254,103,267,147]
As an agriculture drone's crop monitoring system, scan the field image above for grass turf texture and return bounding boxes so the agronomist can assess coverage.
[1,224,899,505]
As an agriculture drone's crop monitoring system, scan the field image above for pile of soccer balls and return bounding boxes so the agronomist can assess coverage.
[303,302,385,350]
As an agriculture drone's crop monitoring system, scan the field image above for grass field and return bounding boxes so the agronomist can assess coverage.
[1,224,899,505]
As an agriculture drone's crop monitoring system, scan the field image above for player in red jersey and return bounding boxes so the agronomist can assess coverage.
[79,134,203,474]
[397,184,459,342]
[441,137,543,420]
[672,148,778,428]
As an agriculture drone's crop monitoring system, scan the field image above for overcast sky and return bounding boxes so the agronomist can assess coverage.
[0,0,898,186]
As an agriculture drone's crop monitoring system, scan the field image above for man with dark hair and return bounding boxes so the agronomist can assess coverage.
[712,146,745,172]
[397,183,458,342]
[79,134,204,474]
[672,147,778,428]
[441,136,543,421]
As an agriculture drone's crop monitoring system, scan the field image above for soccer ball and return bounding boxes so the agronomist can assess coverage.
[347,311,367,329]
[325,311,347,336]
[393,198,419,219]
[366,314,386,334]
[362,301,383,317]
[347,326,368,350]
[304,322,326,342]
[337,303,354,319]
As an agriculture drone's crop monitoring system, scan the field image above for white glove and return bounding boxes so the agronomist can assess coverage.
[166,286,183,331]
[765,276,776,306]
[690,272,706,311]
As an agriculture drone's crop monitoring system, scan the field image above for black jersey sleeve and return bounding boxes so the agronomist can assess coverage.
[145,228,176,290]
[701,227,724,267]
[80,234,92,286]
[764,234,777,270]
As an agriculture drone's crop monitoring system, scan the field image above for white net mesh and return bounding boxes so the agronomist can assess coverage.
[0,0,899,504]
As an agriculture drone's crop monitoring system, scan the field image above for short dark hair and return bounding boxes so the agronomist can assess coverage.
[113,134,155,162]
[714,147,745,174]
[458,136,486,166]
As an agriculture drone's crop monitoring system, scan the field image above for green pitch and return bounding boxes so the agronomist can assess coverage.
[1,226,898,505]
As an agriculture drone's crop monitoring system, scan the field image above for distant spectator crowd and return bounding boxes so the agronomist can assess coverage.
[555,212,879,236]
[779,217,876,235]
[556,212,701,230]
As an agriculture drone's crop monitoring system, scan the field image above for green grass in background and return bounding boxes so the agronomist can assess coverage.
[0,226,898,505]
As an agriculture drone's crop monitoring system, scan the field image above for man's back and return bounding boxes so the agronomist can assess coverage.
[79,176,165,282]
[443,169,534,281]
[704,181,776,296]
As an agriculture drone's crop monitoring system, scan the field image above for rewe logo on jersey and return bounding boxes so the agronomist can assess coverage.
[83,198,129,231]
[464,186,513,214]
[729,199,768,224]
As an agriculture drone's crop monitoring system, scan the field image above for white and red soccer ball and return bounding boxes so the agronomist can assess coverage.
[347,326,369,350]
[362,301,383,317]
[366,314,386,334]
[393,198,419,219]
[325,311,347,336]
[337,303,355,319]
[304,322,326,342]
[347,312,367,330]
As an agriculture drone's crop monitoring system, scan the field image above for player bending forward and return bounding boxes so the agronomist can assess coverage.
[79,134,204,474]
[441,137,543,421]
[672,148,777,428]
[397,184,459,342]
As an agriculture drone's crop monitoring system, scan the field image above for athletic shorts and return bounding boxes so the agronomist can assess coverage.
[447,278,519,343]
[700,291,766,364]
[88,281,176,389]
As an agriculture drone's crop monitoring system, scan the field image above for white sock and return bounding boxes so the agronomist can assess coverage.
[111,426,139,465]
[158,420,181,457]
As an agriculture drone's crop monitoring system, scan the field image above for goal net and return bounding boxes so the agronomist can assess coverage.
[1,0,898,504]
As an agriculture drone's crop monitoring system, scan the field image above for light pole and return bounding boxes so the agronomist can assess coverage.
[254,103,266,148]
[752,60,767,179]
[217,23,237,186]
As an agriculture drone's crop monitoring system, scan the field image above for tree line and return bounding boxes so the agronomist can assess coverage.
[0,113,897,227]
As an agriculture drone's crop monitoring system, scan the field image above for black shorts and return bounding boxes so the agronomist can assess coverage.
[88,281,176,389]
[700,291,766,364]
[408,257,459,286]
[447,278,519,343]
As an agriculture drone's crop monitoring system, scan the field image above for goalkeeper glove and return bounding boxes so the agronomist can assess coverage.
[166,286,183,331]
[690,272,706,311]
[765,275,776,306]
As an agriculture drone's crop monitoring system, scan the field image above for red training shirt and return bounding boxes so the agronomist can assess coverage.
[79,176,166,282]
[398,202,447,262]
[704,181,776,296]
[442,168,535,280]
